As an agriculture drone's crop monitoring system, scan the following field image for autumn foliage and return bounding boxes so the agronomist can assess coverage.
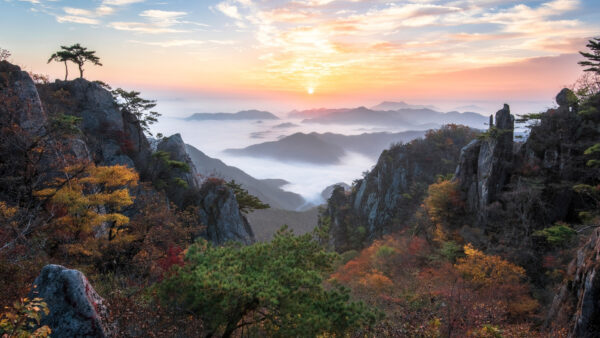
[331,234,539,336]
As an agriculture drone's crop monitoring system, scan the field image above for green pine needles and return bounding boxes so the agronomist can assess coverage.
[155,228,380,337]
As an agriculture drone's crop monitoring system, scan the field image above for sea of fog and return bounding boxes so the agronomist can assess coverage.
[149,95,554,205]
[151,116,404,205]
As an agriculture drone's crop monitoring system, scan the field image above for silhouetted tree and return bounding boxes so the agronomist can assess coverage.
[63,43,102,78]
[580,38,600,74]
[47,50,73,81]
[0,48,10,61]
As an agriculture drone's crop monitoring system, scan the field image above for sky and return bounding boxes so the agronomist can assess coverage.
[1,0,599,113]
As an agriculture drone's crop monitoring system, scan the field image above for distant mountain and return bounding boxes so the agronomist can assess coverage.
[298,106,487,129]
[224,130,427,164]
[224,132,347,165]
[186,110,279,121]
[273,122,299,129]
[185,144,306,210]
[371,101,439,111]
[453,105,488,114]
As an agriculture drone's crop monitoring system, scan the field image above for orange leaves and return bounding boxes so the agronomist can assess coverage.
[332,233,538,335]
[423,179,465,242]
[358,271,393,290]
[455,244,526,288]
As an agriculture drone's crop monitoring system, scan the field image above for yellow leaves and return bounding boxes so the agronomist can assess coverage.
[0,201,18,219]
[33,163,139,240]
[80,164,139,188]
[455,244,525,287]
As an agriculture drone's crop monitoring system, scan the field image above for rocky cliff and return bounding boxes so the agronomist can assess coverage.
[323,125,479,251]
[39,78,152,171]
[453,90,594,251]
[546,227,600,337]
[155,134,255,244]
[0,61,46,134]
[454,104,514,222]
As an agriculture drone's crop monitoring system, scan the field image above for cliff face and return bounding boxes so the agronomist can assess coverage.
[454,105,514,222]
[546,228,600,337]
[453,90,592,248]
[324,125,479,252]
[198,180,255,245]
[40,78,152,171]
[0,61,46,134]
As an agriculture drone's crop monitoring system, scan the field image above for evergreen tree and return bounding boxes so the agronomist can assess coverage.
[156,228,379,337]
[47,50,73,81]
[579,37,600,74]
[62,43,102,78]
[112,88,160,136]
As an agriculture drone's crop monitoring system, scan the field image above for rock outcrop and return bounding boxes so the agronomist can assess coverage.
[0,61,46,134]
[198,180,256,245]
[454,105,514,221]
[29,265,115,338]
[546,228,600,337]
[42,78,152,171]
[156,134,255,245]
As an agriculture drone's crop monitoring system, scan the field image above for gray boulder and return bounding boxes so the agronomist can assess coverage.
[29,265,115,338]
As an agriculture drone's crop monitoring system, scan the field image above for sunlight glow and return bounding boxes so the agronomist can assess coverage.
[307,87,315,95]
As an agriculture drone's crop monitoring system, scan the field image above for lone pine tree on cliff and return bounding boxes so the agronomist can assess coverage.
[48,43,102,79]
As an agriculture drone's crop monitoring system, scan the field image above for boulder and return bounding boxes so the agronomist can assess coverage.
[29,265,115,338]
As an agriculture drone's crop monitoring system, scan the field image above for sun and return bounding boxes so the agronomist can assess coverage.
[307,87,315,95]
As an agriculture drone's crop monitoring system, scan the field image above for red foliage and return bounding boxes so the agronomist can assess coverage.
[157,245,184,274]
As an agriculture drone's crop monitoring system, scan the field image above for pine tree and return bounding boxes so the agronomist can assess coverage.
[579,38,600,74]
[62,43,102,78]
[47,50,73,81]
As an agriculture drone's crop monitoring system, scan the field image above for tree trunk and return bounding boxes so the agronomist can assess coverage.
[222,322,238,338]
[63,61,68,81]
[79,64,83,78]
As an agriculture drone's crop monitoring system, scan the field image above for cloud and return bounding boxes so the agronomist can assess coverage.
[56,15,100,25]
[130,39,236,47]
[108,9,193,34]
[216,2,242,19]
[102,0,144,5]
[108,21,187,33]
[209,0,597,92]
